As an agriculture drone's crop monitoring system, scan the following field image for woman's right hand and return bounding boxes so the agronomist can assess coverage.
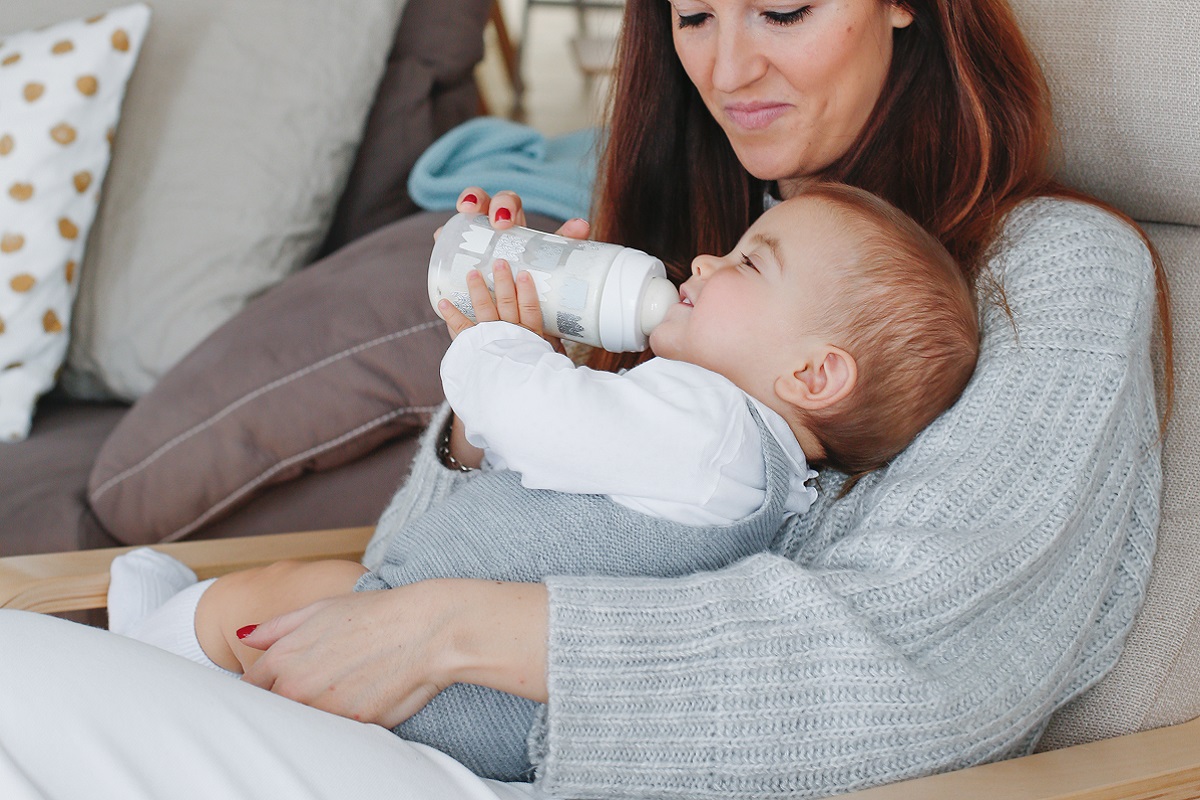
[238,578,550,729]
[456,186,591,241]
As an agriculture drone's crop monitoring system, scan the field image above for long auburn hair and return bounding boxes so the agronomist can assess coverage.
[587,0,1174,422]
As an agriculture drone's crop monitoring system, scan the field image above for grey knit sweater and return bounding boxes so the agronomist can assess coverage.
[359,404,793,781]
[363,197,1162,798]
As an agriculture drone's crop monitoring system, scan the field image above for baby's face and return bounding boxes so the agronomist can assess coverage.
[650,197,844,398]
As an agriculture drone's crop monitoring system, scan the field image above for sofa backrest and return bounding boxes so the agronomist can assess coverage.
[1005,0,1200,749]
[319,0,492,255]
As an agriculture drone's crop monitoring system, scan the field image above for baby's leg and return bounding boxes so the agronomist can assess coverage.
[194,560,368,673]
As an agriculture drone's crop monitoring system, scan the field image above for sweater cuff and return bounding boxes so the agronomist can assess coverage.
[362,402,478,570]
[531,554,811,797]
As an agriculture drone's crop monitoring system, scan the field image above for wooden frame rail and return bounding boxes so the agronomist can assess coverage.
[0,527,373,614]
[1,526,1197,799]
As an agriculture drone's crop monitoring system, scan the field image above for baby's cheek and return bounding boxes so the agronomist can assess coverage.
[648,324,674,358]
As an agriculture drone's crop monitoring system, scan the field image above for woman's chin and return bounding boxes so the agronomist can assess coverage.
[727,139,829,187]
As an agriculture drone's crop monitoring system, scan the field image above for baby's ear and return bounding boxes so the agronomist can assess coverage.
[775,346,857,411]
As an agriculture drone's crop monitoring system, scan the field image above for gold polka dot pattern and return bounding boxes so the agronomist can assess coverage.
[10,274,36,293]
[50,123,77,145]
[0,4,149,441]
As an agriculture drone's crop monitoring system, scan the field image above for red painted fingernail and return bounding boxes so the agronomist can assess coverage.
[495,208,512,222]
[462,193,478,206]
[236,624,258,640]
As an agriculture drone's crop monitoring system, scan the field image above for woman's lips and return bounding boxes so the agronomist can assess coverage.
[724,102,790,131]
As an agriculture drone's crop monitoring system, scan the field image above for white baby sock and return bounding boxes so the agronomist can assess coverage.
[107,547,198,635]
[108,548,239,678]
[120,578,240,678]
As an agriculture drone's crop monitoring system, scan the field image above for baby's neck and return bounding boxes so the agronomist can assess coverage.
[768,407,825,462]
[783,415,825,463]
[746,383,826,462]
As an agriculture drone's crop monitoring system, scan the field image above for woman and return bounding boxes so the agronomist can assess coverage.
[0,0,1172,797]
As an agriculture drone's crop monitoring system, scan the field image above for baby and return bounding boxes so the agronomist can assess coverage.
[107,182,978,781]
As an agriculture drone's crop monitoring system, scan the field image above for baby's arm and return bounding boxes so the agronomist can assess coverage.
[442,323,756,508]
[436,259,759,513]
[193,560,369,674]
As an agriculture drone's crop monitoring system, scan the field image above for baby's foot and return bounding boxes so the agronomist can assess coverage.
[107,547,197,635]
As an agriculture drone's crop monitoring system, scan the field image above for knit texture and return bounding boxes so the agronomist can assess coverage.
[375,197,1162,798]
[360,405,795,781]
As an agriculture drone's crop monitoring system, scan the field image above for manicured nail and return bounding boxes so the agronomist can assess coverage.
[495,208,512,222]
[462,193,478,206]
[493,259,509,271]
[236,624,258,640]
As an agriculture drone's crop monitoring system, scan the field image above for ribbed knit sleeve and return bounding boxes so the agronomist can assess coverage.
[362,402,478,571]
[529,198,1164,798]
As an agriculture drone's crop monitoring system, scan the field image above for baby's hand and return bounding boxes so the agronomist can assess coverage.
[438,260,563,352]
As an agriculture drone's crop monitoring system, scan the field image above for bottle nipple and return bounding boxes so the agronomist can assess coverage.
[640,277,678,335]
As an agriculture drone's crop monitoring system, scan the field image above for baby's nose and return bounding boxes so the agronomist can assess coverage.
[691,254,720,278]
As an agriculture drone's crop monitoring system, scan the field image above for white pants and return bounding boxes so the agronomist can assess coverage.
[0,611,548,800]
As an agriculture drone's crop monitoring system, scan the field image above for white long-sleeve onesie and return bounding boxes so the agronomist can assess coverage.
[440,321,817,526]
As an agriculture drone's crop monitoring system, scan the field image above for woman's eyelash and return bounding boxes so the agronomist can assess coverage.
[740,253,758,271]
[764,6,813,25]
[676,6,811,29]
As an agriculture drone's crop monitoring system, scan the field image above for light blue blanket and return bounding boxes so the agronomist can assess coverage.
[407,117,599,223]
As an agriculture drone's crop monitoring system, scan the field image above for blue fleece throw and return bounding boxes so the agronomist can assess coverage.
[407,117,599,223]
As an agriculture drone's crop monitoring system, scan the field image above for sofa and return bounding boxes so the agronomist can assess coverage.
[2,0,1199,796]
[0,0,536,558]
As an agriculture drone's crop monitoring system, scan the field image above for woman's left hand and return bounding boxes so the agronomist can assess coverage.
[238,579,550,728]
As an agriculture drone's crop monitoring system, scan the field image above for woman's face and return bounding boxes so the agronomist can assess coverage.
[669,0,913,194]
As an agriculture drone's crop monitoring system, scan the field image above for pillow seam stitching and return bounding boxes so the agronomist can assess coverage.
[89,319,443,502]
[158,402,443,543]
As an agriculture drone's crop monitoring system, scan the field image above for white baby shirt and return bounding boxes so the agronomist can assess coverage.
[441,322,818,526]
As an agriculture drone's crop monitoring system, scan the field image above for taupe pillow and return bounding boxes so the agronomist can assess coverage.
[1,0,410,402]
[88,212,453,545]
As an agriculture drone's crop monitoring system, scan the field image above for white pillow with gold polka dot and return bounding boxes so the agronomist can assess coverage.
[0,4,148,441]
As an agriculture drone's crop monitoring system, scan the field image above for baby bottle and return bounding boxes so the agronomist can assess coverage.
[428,213,678,352]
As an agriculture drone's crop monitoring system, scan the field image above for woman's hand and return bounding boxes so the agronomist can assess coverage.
[238,579,550,729]
[456,187,591,241]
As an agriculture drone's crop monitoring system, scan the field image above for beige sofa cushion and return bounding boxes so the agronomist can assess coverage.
[1010,0,1200,227]
[1041,223,1200,748]
[1007,0,1200,749]
[3,0,410,402]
